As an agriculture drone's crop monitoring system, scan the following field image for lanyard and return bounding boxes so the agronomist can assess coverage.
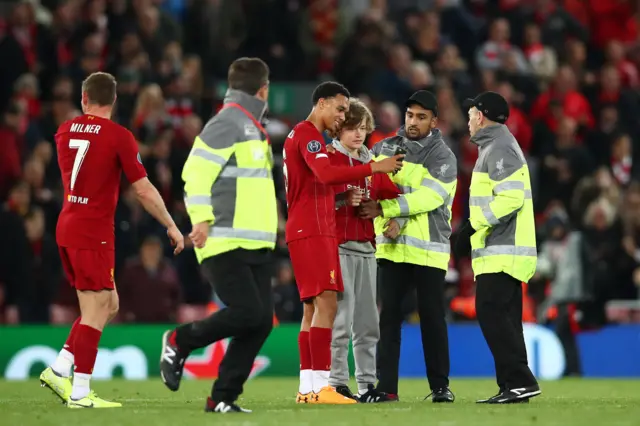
[223,102,270,145]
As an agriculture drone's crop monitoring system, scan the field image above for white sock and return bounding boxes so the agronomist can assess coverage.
[71,372,91,400]
[299,369,313,394]
[52,348,74,377]
[358,386,371,395]
[312,370,329,393]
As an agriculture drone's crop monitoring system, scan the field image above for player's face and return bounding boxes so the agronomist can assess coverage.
[340,120,367,152]
[322,94,349,133]
[468,107,482,137]
[404,105,435,140]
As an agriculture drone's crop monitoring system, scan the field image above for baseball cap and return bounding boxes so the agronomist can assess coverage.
[463,92,509,124]
[405,90,438,117]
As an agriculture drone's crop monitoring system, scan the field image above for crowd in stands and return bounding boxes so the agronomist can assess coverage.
[1,0,640,331]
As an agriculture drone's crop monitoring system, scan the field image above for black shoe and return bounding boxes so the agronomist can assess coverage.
[484,385,541,404]
[476,391,503,404]
[205,397,251,413]
[428,387,455,403]
[357,384,397,403]
[335,385,357,400]
[160,330,187,391]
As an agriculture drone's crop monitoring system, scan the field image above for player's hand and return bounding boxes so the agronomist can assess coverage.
[358,199,382,219]
[383,219,401,239]
[371,154,404,174]
[346,187,364,206]
[326,144,336,154]
[189,221,209,249]
[167,225,185,255]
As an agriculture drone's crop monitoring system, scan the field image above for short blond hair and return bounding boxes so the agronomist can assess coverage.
[342,98,375,133]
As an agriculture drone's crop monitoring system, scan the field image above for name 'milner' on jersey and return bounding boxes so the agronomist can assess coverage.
[283,120,373,243]
[55,114,147,250]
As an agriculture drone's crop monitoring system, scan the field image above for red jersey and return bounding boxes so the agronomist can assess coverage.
[283,120,374,243]
[55,114,147,250]
[329,142,400,245]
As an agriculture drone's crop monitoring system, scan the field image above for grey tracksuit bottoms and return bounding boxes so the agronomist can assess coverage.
[329,244,379,390]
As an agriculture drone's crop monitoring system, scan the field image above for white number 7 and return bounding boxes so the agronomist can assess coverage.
[69,139,90,191]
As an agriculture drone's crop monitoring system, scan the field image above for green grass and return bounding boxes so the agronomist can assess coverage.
[1,378,639,426]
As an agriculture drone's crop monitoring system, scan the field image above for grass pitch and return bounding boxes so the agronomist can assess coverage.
[1,378,638,426]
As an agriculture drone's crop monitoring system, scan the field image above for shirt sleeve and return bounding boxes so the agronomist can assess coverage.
[469,144,526,230]
[117,130,147,184]
[298,136,372,184]
[379,150,457,218]
[182,118,237,225]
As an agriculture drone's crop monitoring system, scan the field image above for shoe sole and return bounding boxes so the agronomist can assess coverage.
[494,390,541,403]
[159,330,179,392]
[40,379,67,405]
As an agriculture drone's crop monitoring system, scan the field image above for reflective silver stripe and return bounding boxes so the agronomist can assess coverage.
[470,190,532,207]
[185,195,211,206]
[397,196,410,216]
[472,245,537,259]
[421,178,449,200]
[209,227,276,242]
[192,148,226,165]
[494,181,525,193]
[396,184,413,194]
[220,167,269,178]
[376,235,450,253]
[482,206,500,226]
[469,196,492,206]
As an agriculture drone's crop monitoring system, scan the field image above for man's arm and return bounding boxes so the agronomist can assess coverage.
[182,118,237,225]
[469,145,526,230]
[116,130,176,229]
[378,151,457,218]
[300,138,402,184]
[131,177,177,229]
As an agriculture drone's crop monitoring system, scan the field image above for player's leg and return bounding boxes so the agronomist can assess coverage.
[66,249,121,408]
[352,256,392,402]
[289,238,316,401]
[297,301,314,401]
[376,260,412,397]
[310,238,355,404]
[206,250,274,413]
[329,252,357,399]
[41,247,77,402]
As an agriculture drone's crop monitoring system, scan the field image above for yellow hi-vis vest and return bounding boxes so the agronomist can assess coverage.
[371,128,457,270]
[468,124,537,283]
[182,89,277,263]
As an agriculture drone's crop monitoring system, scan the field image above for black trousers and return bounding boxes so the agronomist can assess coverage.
[175,249,274,402]
[475,273,538,391]
[377,260,450,393]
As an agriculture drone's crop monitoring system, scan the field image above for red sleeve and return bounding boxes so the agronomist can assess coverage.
[299,137,372,185]
[117,129,147,184]
[371,173,400,200]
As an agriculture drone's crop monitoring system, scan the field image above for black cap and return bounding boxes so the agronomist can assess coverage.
[463,92,509,124]
[405,90,438,117]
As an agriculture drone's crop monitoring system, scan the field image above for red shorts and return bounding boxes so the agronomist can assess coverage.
[59,247,115,292]
[288,236,344,301]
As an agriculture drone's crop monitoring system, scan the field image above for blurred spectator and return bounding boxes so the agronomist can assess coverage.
[119,235,181,323]
[475,18,528,73]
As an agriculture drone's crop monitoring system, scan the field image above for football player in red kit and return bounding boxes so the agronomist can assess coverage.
[39,72,184,408]
[283,81,404,404]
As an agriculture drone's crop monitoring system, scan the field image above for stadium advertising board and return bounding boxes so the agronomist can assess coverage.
[1,324,639,380]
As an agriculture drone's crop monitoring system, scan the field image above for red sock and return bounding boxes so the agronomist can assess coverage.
[298,331,312,370]
[64,317,82,354]
[309,327,332,371]
[73,324,102,375]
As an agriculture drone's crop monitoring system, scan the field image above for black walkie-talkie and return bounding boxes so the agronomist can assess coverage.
[394,146,406,175]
